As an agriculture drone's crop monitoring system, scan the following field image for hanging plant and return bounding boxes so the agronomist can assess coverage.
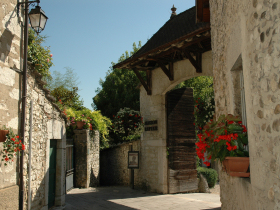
[1,126,25,166]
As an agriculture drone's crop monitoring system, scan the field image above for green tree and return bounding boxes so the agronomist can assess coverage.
[46,67,84,110]
[28,29,53,81]
[51,86,85,110]
[92,41,145,119]
[46,67,80,91]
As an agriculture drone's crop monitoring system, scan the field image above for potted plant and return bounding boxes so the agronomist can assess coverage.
[111,107,144,142]
[0,125,9,142]
[1,126,25,166]
[196,114,249,177]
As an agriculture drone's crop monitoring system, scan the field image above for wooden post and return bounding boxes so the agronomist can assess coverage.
[129,144,134,189]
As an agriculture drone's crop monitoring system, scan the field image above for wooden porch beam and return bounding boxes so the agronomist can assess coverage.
[146,70,152,95]
[157,60,173,81]
[182,50,202,73]
[132,69,151,95]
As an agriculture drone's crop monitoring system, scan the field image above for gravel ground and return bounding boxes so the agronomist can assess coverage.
[210,183,220,195]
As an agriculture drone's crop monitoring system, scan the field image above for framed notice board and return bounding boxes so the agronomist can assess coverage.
[128,151,139,169]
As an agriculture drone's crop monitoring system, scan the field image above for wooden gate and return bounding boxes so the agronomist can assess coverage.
[166,87,197,193]
[66,139,75,192]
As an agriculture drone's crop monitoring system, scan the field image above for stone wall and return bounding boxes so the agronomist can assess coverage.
[74,129,100,188]
[0,1,23,209]
[138,51,213,193]
[100,140,141,188]
[22,66,67,210]
[209,0,280,209]
[1,2,67,210]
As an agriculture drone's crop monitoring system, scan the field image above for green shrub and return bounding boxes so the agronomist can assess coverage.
[197,167,218,188]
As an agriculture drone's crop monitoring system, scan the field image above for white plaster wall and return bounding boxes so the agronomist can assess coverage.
[139,51,213,193]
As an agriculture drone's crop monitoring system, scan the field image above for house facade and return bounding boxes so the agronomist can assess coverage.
[0,1,67,209]
[209,0,280,209]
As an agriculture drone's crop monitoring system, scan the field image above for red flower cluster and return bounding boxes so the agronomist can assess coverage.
[214,133,238,142]
[242,125,247,132]
[195,134,210,161]
[203,161,210,166]
[226,142,237,151]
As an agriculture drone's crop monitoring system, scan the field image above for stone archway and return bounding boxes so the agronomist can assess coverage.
[137,51,213,194]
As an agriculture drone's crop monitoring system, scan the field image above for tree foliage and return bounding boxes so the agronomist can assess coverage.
[51,86,85,110]
[92,41,145,119]
[47,67,85,110]
[28,29,53,81]
[46,67,80,91]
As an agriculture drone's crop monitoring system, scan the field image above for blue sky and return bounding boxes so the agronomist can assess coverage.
[39,0,195,110]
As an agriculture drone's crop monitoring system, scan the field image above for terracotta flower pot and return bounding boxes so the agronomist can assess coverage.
[223,157,250,177]
[225,157,249,172]
[0,130,9,142]
[76,121,84,130]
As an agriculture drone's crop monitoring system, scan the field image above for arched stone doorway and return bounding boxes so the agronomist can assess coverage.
[138,51,213,193]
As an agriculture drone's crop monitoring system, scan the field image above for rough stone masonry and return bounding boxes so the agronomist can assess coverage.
[209,0,280,209]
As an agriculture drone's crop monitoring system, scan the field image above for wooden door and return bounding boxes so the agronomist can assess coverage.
[166,88,197,193]
[48,140,57,208]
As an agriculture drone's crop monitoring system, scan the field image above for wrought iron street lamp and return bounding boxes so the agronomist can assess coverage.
[28,5,48,34]
[17,1,48,210]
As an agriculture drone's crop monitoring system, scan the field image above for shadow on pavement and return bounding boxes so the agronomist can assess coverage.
[65,186,221,210]
[65,186,158,210]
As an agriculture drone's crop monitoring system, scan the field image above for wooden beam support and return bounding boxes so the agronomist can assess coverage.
[146,70,152,95]
[153,35,210,60]
[182,50,202,73]
[157,60,173,80]
[132,69,151,95]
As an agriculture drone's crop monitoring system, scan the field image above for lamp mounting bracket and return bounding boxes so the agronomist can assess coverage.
[17,0,40,17]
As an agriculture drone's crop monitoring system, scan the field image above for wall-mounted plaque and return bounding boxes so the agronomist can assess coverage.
[145,120,157,125]
[128,151,139,169]
[145,120,158,131]
[145,126,158,131]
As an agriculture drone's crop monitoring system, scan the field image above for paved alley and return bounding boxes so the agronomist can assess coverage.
[65,186,221,210]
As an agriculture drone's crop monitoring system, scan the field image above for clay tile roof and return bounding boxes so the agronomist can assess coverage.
[114,6,210,69]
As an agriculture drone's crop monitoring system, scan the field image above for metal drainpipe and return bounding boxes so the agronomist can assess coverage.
[19,1,29,209]
[28,101,33,210]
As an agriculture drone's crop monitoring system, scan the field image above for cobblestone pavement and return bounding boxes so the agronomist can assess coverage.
[65,186,221,210]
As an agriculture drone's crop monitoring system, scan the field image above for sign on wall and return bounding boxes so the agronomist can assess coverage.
[128,151,139,169]
[144,120,158,131]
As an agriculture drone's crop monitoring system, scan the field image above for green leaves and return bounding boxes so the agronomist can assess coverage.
[28,29,53,81]
[111,107,144,143]
[92,42,144,119]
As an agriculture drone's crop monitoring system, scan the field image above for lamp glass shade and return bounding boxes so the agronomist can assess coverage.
[28,6,48,33]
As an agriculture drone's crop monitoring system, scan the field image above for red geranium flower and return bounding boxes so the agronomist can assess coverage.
[203,161,210,167]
